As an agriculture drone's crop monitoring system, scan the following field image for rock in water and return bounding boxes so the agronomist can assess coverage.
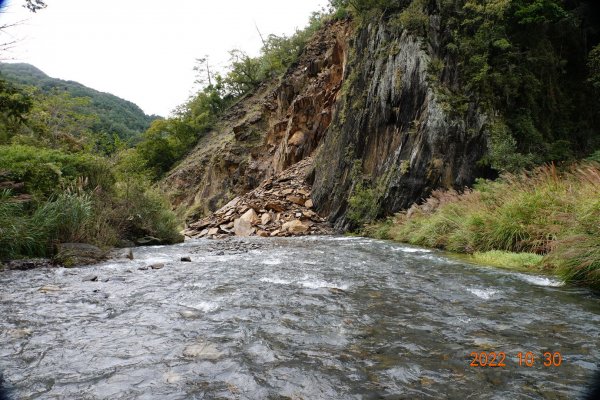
[233,218,254,237]
[39,285,61,293]
[183,340,222,360]
[282,219,310,234]
[135,236,162,246]
[180,256,192,262]
[54,243,106,267]
[149,263,165,270]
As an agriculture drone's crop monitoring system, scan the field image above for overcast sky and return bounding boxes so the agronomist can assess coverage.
[0,0,329,116]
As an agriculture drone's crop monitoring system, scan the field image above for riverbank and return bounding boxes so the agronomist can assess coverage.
[365,163,600,291]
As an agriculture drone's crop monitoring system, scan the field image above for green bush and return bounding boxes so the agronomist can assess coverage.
[0,144,183,261]
[0,145,114,197]
[396,0,429,35]
[347,183,379,227]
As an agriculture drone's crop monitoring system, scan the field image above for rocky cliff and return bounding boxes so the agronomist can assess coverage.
[161,20,350,224]
[311,20,489,230]
[166,15,491,237]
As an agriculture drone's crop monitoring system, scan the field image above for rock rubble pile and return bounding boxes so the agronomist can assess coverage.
[183,158,333,239]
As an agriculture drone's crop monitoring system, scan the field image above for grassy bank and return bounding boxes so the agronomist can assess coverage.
[366,163,600,290]
[0,145,183,260]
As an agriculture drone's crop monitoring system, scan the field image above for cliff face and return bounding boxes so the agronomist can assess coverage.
[161,20,350,221]
[311,21,488,230]
[166,16,491,234]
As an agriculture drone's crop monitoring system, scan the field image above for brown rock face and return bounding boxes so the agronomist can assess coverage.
[160,19,351,222]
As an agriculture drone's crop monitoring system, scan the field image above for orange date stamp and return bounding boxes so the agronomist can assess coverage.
[469,351,563,368]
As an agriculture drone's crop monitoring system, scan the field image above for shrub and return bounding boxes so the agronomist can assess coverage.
[347,182,379,227]
[0,190,93,259]
[0,145,113,197]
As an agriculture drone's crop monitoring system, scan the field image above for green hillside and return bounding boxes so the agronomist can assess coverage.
[0,63,158,141]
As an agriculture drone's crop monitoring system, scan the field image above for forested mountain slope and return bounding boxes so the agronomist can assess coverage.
[0,63,157,141]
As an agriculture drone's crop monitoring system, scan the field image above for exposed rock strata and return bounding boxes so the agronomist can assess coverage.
[161,20,351,222]
[167,16,491,235]
[312,21,488,230]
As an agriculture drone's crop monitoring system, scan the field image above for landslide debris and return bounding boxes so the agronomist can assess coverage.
[183,157,333,239]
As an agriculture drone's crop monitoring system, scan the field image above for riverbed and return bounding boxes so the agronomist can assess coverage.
[1,236,598,399]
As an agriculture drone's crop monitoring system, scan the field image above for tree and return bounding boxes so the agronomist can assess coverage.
[224,50,263,96]
[23,0,46,12]
[588,44,600,90]
[0,79,32,143]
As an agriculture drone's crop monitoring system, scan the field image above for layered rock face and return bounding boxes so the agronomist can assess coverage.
[311,21,488,230]
[161,20,350,223]
[167,16,491,237]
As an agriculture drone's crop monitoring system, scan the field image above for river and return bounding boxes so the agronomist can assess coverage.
[0,236,598,399]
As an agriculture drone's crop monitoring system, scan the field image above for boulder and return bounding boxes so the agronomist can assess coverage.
[3,259,53,270]
[240,208,259,224]
[149,263,165,270]
[282,220,310,234]
[135,236,162,246]
[117,239,135,248]
[261,213,272,225]
[233,218,254,237]
[305,199,314,208]
[287,195,306,206]
[54,243,106,267]
[207,227,220,236]
[197,229,209,237]
[257,230,270,237]
[109,248,134,260]
[265,202,285,212]
[82,274,98,282]
[180,256,192,262]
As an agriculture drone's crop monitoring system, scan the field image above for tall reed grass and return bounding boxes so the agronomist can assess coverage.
[368,163,600,290]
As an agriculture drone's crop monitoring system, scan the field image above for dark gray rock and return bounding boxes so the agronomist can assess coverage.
[135,236,162,246]
[312,23,488,230]
[2,259,54,270]
[117,239,135,248]
[54,243,106,267]
[180,257,192,262]
[109,248,134,260]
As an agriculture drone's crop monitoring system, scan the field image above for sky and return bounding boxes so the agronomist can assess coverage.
[0,0,329,116]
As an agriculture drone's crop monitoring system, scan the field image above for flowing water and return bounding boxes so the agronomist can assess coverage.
[0,236,599,399]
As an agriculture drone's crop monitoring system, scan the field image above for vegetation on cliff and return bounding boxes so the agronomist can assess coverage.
[131,11,330,178]
[330,0,600,172]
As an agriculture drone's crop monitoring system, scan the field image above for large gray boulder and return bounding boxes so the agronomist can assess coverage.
[54,243,106,267]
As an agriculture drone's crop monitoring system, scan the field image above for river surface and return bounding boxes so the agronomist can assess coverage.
[0,236,599,399]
